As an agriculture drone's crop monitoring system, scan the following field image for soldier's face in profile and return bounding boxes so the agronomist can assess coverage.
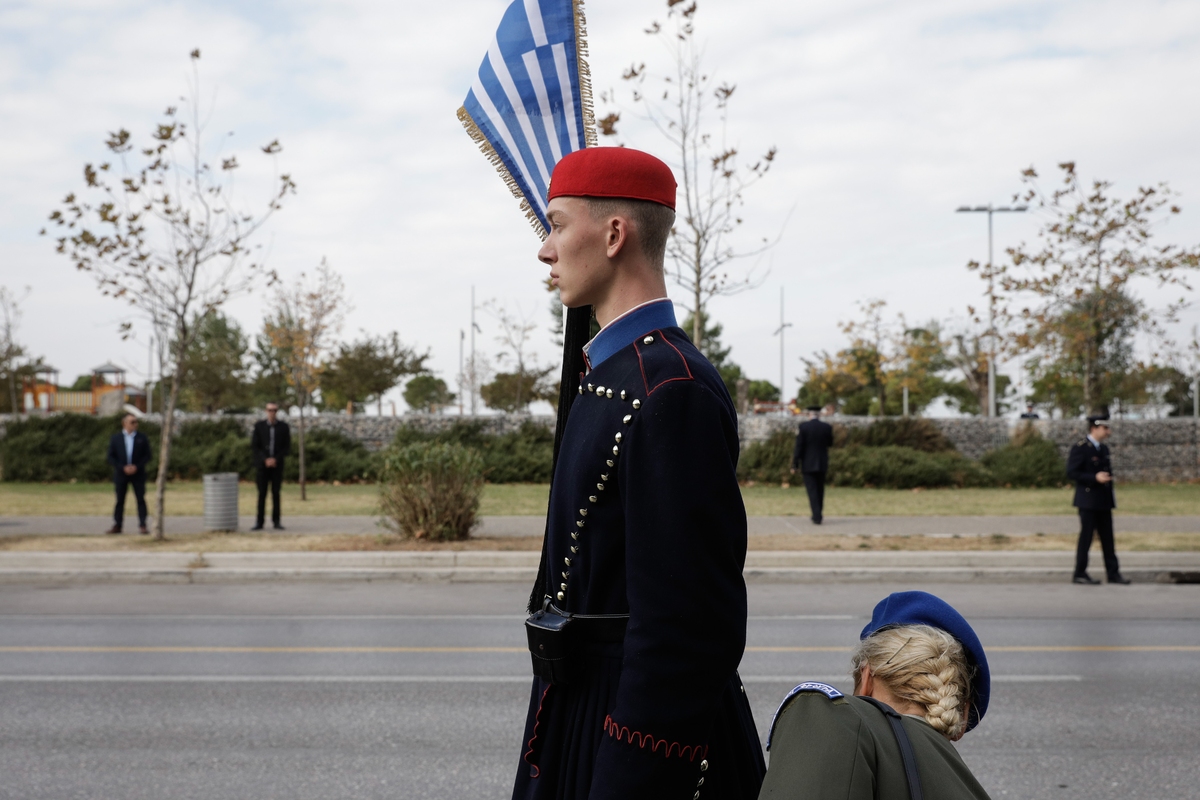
[1091,424,1110,442]
[539,197,617,309]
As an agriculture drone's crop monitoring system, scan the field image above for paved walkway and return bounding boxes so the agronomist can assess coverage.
[2,514,1198,537]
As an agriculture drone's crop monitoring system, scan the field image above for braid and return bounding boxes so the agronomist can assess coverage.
[851,625,972,741]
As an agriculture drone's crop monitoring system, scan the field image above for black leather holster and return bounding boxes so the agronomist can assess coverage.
[525,601,628,686]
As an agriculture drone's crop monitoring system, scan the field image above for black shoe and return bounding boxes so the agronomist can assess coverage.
[1073,574,1101,585]
[273,524,285,531]
[250,525,264,531]
[812,517,822,525]
[105,526,122,535]
[1108,574,1132,585]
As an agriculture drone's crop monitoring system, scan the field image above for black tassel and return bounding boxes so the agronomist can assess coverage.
[528,305,593,613]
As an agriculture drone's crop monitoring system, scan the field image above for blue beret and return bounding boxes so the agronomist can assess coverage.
[861,591,990,731]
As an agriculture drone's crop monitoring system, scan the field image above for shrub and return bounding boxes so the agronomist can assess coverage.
[829,445,994,489]
[737,429,795,484]
[843,418,954,453]
[378,441,485,540]
[981,427,1066,488]
[391,421,553,483]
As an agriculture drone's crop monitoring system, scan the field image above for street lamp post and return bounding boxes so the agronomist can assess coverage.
[955,204,1027,418]
[773,287,793,415]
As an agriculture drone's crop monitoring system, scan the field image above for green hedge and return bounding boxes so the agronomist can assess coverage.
[737,421,994,489]
[0,415,371,483]
[981,428,1067,488]
[829,445,994,489]
[391,421,553,483]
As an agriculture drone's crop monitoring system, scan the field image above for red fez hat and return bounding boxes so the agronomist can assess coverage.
[548,148,676,210]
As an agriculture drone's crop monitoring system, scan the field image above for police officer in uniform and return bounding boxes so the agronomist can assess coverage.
[1067,415,1130,585]
[760,591,993,800]
[514,148,765,800]
[790,406,834,524]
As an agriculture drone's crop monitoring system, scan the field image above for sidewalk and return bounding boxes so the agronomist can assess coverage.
[4,514,1200,537]
[0,550,1197,584]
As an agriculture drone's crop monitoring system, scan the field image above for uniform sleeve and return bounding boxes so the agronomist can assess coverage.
[589,380,748,799]
[1066,444,1094,483]
[759,696,874,800]
[793,427,806,470]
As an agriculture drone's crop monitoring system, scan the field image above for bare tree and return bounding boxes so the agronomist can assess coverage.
[0,287,30,414]
[264,260,346,499]
[600,1,779,346]
[44,50,295,539]
[481,301,554,412]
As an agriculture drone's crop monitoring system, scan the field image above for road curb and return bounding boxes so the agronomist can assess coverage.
[0,551,1196,584]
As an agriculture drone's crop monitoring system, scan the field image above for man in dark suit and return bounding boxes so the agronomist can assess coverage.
[791,405,835,524]
[1067,415,1129,585]
[251,402,291,531]
[105,413,152,534]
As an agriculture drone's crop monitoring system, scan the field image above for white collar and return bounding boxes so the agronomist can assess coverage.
[1087,434,1101,448]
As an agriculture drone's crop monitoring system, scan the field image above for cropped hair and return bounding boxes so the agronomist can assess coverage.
[851,624,974,741]
[585,198,675,268]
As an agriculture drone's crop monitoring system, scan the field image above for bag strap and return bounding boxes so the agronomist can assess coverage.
[858,697,924,800]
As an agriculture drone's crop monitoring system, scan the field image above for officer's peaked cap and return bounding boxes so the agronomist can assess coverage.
[861,591,990,731]
[1087,414,1111,427]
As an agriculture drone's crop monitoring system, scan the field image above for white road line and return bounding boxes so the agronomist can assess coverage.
[0,674,1084,683]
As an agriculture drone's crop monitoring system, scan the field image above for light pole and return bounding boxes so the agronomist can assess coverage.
[773,287,793,414]
[955,203,1027,418]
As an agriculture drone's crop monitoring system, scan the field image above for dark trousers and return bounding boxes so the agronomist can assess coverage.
[1075,508,1121,578]
[113,473,147,528]
[802,471,826,522]
[256,465,283,527]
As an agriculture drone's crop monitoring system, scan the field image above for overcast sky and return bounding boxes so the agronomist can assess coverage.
[3,0,1199,415]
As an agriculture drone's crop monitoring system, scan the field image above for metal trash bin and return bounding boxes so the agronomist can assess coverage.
[202,472,240,531]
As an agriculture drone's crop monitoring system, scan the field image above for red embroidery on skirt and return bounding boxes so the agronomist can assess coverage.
[602,714,709,761]
[523,684,553,778]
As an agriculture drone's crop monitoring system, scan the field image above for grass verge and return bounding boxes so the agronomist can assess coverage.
[1,481,1197,517]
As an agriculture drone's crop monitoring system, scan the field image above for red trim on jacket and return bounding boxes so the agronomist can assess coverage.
[523,684,553,778]
[602,714,709,761]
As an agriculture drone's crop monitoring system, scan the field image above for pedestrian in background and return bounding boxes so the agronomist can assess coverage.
[760,591,993,799]
[105,413,151,535]
[1019,402,1040,419]
[791,405,834,524]
[1068,415,1130,585]
[251,402,291,531]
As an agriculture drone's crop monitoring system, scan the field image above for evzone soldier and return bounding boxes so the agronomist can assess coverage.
[790,405,834,524]
[514,148,766,799]
[1067,415,1130,585]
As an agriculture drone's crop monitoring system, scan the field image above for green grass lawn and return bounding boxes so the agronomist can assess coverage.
[0,481,1195,517]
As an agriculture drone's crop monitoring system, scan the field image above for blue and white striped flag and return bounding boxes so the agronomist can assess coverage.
[458,0,597,237]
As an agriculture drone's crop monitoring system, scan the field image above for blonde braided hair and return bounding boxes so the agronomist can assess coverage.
[851,624,973,741]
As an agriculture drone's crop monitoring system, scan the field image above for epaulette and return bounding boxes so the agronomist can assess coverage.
[1076,439,1087,446]
[766,681,845,751]
[632,329,694,396]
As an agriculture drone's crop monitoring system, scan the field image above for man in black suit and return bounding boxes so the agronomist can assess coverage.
[1067,415,1129,585]
[251,402,291,531]
[791,405,835,524]
[105,413,152,534]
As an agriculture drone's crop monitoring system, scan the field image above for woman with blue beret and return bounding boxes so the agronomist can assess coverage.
[759,591,993,799]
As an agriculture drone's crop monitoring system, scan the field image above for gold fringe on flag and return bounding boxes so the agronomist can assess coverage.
[573,0,599,148]
[457,105,548,240]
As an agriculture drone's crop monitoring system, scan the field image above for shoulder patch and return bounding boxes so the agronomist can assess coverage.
[766,681,846,751]
[633,329,694,396]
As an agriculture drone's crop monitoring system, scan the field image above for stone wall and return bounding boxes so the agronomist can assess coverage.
[2,411,1195,482]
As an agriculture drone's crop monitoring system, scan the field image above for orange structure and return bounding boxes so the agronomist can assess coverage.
[22,363,146,415]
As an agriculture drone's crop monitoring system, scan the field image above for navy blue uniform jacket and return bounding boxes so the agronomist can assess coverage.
[106,431,152,478]
[791,418,833,473]
[1067,439,1115,510]
[514,326,764,800]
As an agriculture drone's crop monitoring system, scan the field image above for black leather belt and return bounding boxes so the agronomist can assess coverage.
[526,603,629,684]
[548,604,629,643]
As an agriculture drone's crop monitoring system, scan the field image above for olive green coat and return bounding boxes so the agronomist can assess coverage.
[759,692,992,800]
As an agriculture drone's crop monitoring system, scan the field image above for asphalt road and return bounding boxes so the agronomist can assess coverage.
[0,581,1197,800]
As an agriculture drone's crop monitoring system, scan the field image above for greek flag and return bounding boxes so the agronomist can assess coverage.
[458,0,597,236]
